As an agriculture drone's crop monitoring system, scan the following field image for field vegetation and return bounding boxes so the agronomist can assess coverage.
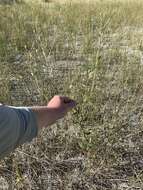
[0,0,143,189]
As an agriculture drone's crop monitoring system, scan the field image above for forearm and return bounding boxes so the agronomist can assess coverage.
[29,106,64,130]
[29,96,76,130]
[0,96,76,159]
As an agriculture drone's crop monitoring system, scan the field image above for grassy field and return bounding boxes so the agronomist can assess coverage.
[0,0,143,189]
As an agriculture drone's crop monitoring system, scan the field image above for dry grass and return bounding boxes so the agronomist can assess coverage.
[0,0,143,189]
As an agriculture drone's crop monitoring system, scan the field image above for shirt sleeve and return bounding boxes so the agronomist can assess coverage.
[0,105,38,159]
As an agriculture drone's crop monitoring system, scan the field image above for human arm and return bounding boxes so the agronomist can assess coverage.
[30,95,76,130]
[0,95,76,159]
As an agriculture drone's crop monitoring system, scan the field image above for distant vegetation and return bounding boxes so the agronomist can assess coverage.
[0,0,143,189]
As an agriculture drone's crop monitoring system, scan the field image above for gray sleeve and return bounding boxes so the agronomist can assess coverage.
[0,105,38,159]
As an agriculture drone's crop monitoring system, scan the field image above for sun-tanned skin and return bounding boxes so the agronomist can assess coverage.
[29,95,77,131]
[0,95,76,159]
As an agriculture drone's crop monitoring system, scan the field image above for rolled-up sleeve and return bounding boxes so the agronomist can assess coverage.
[0,105,38,159]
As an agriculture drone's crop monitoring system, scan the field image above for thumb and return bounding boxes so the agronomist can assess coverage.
[64,100,77,111]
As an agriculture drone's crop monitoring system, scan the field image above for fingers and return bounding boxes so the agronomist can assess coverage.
[49,95,77,111]
[62,97,77,111]
[67,100,77,109]
[60,96,76,105]
[59,96,71,103]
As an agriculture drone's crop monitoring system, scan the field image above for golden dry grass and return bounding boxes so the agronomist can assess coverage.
[0,0,143,189]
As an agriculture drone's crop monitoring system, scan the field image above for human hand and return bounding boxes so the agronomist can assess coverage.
[45,95,77,125]
[47,95,76,118]
[30,95,77,129]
